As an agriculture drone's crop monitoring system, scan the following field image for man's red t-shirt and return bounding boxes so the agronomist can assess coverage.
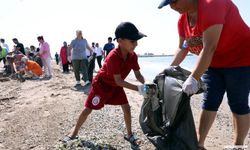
[96,47,140,86]
[178,0,250,68]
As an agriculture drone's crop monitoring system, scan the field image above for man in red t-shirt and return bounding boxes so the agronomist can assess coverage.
[159,0,250,149]
[64,22,147,149]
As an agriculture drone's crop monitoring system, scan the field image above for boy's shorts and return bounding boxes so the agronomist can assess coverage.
[84,78,128,110]
[202,66,250,115]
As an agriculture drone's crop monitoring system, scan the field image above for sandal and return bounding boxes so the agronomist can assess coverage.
[124,133,141,150]
[61,135,78,143]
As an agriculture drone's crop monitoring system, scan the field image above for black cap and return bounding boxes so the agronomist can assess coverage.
[158,0,171,9]
[114,22,146,41]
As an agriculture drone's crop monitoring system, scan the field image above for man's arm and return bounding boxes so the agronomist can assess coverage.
[86,44,93,55]
[191,24,223,80]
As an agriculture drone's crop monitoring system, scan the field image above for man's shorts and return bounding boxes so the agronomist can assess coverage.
[202,66,250,115]
[84,78,128,110]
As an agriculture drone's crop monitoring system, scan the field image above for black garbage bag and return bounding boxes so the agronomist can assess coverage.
[139,66,205,150]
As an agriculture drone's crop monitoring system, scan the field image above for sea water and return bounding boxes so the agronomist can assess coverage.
[133,55,249,104]
[138,55,198,81]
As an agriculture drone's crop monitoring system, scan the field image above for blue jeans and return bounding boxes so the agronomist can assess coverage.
[202,66,250,115]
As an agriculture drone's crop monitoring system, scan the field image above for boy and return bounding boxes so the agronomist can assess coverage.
[21,57,42,79]
[64,22,147,148]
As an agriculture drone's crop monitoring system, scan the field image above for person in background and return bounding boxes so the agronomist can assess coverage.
[91,42,95,54]
[6,45,25,75]
[37,36,52,79]
[86,42,96,82]
[158,0,250,149]
[25,47,31,59]
[12,38,25,55]
[55,52,59,65]
[103,37,115,58]
[67,44,73,71]
[21,57,42,79]
[69,30,93,86]
[60,41,69,73]
[1,45,11,74]
[87,42,96,82]
[87,51,96,82]
[28,45,36,60]
[94,43,103,69]
[33,48,43,68]
[0,39,9,53]
[86,42,94,59]
[30,45,36,53]
[63,22,147,149]
[0,46,7,65]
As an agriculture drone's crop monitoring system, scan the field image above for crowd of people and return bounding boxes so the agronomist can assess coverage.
[55,31,115,87]
[0,36,51,81]
[0,33,115,84]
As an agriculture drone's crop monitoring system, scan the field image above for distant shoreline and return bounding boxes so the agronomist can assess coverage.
[138,54,193,57]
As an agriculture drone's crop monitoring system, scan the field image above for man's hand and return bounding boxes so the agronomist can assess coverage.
[182,75,199,95]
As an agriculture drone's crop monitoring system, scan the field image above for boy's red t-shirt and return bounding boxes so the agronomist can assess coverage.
[96,47,140,86]
[178,0,250,68]
[84,47,140,109]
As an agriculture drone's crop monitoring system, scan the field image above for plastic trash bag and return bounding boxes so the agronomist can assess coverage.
[139,66,205,150]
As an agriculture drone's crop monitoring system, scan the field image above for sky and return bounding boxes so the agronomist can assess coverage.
[0,0,249,56]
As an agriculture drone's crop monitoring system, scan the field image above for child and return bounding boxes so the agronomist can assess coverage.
[21,57,42,79]
[64,22,147,149]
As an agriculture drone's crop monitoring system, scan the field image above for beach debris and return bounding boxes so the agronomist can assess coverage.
[43,110,51,117]
[51,93,61,97]
[0,77,10,82]
[56,137,122,150]
[0,96,15,101]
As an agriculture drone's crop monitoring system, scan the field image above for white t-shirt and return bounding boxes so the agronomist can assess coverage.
[94,47,103,56]
[86,49,91,57]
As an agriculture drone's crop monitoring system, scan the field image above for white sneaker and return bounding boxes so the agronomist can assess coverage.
[83,80,91,86]
[76,81,81,85]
